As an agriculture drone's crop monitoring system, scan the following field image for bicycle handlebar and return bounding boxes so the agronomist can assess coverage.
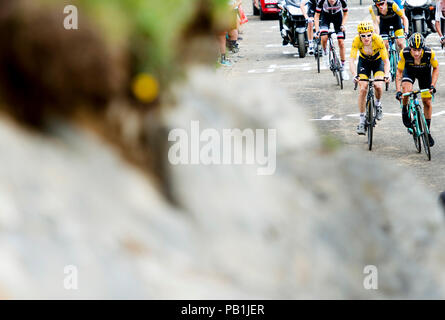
[402,89,432,96]
[353,78,386,90]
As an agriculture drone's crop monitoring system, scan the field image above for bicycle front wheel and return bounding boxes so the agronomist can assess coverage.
[414,128,421,153]
[390,50,397,82]
[367,97,374,151]
[417,106,431,161]
[316,40,321,73]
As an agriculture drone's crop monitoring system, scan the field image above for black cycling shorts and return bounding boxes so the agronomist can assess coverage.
[319,12,345,39]
[402,68,432,97]
[357,57,385,79]
[379,15,403,39]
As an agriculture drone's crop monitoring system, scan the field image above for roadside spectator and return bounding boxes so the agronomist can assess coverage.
[227,0,242,53]
[218,31,232,66]
[436,0,445,45]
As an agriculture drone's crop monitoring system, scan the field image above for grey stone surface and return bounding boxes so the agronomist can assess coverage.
[0,68,444,299]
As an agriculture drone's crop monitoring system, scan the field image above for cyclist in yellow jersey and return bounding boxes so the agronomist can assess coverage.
[369,0,409,51]
[395,33,439,147]
[350,21,390,135]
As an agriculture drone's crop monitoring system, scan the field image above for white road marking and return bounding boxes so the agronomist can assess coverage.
[316,112,445,121]
[310,115,343,121]
[432,110,445,117]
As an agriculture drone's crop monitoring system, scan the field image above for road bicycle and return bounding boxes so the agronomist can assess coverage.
[315,37,321,73]
[387,26,404,83]
[354,78,386,150]
[322,30,343,89]
[401,89,433,161]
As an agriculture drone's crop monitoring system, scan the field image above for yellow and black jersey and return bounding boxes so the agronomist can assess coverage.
[398,46,439,71]
[350,33,389,61]
[369,0,404,20]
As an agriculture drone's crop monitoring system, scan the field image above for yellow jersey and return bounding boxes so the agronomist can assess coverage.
[369,1,404,20]
[350,33,389,61]
[398,47,438,71]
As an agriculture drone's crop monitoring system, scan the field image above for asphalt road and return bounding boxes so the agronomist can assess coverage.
[226,0,445,194]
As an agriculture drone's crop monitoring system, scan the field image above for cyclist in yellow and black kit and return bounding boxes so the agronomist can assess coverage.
[369,0,409,51]
[350,21,390,135]
[396,33,439,147]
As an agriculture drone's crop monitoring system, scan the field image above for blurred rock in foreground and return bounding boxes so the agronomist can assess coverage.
[0,68,445,299]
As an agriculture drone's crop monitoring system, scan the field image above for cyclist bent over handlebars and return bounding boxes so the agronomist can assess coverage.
[350,21,390,135]
[395,33,439,147]
[314,0,349,80]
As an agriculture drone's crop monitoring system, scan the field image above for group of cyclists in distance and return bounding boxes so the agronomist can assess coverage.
[300,0,440,147]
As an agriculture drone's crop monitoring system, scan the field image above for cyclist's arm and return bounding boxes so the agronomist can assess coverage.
[314,12,320,33]
[436,20,443,38]
[349,57,357,78]
[300,0,309,20]
[341,0,348,27]
[314,0,324,33]
[431,50,439,87]
[394,2,409,34]
[369,6,380,34]
[383,58,390,78]
[396,51,405,92]
[436,4,443,37]
[401,15,409,34]
[432,66,439,87]
[395,68,404,92]
[349,38,359,77]
[341,11,349,27]
[379,42,391,77]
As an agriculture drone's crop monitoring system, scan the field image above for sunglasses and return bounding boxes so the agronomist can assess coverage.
[360,34,372,38]
[376,2,385,6]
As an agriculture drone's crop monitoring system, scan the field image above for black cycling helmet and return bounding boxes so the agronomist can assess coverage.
[373,0,385,4]
[408,33,425,49]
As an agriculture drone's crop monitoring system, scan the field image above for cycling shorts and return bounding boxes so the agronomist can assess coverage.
[357,57,385,79]
[402,68,433,98]
[379,15,404,40]
[320,12,345,39]
[307,4,316,18]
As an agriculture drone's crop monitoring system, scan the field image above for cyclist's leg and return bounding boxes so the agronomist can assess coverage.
[379,20,390,51]
[401,70,414,127]
[319,14,330,54]
[419,71,433,140]
[357,74,369,134]
[373,60,385,120]
[373,60,385,100]
[307,8,315,53]
[357,58,371,124]
[332,13,345,61]
[307,8,315,41]
[394,17,405,49]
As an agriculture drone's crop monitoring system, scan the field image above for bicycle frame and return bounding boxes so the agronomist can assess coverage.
[354,78,384,150]
[403,90,430,137]
[320,30,343,89]
[326,32,340,73]
[387,27,403,81]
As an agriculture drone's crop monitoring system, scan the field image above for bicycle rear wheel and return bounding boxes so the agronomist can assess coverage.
[367,97,374,151]
[417,106,431,160]
[413,127,421,153]
[316,40,321,73]
[390,49,397,82]
[338,62,343,90]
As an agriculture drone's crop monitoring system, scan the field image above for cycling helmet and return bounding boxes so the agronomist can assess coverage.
[373,0,385,3]
[408,33,425,49]
[357,21,374,34]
